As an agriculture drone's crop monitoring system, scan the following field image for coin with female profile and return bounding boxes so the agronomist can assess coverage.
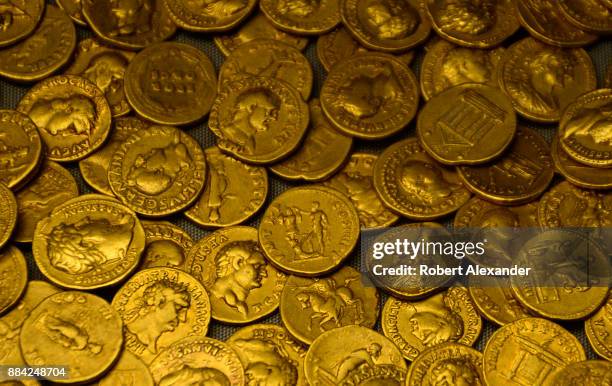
[0,0,43,48]
[552,136,612,190]
[0,184,16,250]
[406,343,484,385]
[260,0,340,35]
[585,294,612,361]
[559,0,612,34]
[0,246,27,315]
[0,110,42,190]
[140,221,193,270]
[545,360,612,386]
[56,0,86,25]
[320,53,419,139]
[164,0,257,32]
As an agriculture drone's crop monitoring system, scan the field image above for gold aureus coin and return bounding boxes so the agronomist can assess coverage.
[32,195,145,289]
[405,342,484,385]
[515,0,598,47]
[374,137,471,220]
[0,110,42,190]
[111,268,211,364]
[56,0,86,25]
[458,127,554,205]
[79,117,149,196]
[538,181,612,227]
[320,53,419,139]
[545,360,612,386]
[20,291,123,383]
[552,136,612,190]
[305,325,407,385]
[498,37,597,123]
[124,42,217,126]
[82,0,177,50]
[341,0,431,52]
[164,0,257,32]
[0,184,16,250]
[280,266,380,345]
[0,246,27,315]
[65,38,136,117]
[585,294,612,361]
[0,5,76,83]
[209,76,309,164]
[483,317,586,386]
[91,351,154,386]
[218,39,312,100]
[381,287,482,361]
[17,75,112,162]
[260,0,340,35]
[0,0,43,48]
[324,153,399,228]
[420,38,504,100]
[185,147,268,228]
[559,0,612,34]
[227,324,307,385]
[426,0,519,48]
[185,226,286,324]
[108,125,206,217]
[214,13,309,56]
[148,336,245,385]
[259,185,360,276]
[14,161,79,243]
[559,88,612,168]
[140,220,193,270]
[468,276,533,326]
[270,99,352,182]
[418,83,516,165]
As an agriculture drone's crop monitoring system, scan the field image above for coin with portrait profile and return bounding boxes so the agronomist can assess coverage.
[552,136,612,190]
[545,360,612,386]
[0,0,44,48]
[559,0,612,34]
[164,0,257,32]
[0,184,17,250]
[585,294,612,361]
[0,110,42,191]
[56,0,87,25]
[140,221,193,270]
[0,246,27,315]
[112,268,211,365]
[406,343,484,384]
[260,0,340,35]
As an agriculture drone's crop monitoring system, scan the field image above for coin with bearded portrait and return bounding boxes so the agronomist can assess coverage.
[260,0,341,35]
[0,0,44,48]
[164,0,258,32]
[406,343,484,385]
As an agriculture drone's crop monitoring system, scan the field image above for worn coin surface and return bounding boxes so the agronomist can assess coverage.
[111,267,211,364]
[468,276,533,326]
[56,0,86,25]
[209,76,309,164]
[0,246,27,315]
[20,291,123,383]
[498,37,597,122]
[374,138,471,220]
[91,351,153,386]
[140,221,193,270]
[259,186,360,276]
[0,110,42,190]
[164,0,257,32]
[280,266,379,345]
[405,342,484,385]
[320,53,419,139]
[559,0,612,34]
[108,125,206,217]
[185,147,267,228]
[185,226,286,324]
[552,136,612,190]
[545,360,612,386]
[260,0,340,35]
[585,294,612,361]
[0,184,16,250]
[0,0,44,48]
[0,5,76,83]
[17,75,112,162]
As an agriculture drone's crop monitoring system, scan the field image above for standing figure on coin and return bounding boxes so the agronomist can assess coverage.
[110,0,153,36]
[207,151,231,223]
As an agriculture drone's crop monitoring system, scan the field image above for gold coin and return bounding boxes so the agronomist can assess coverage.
[227,324,307,385]
[0,246,27,315]
[209,76,309,164]
[585,294,612,361]
[79,116,149,196]
[214,13,309,56]
[425,0,519,48]
[381,287,482,361]
[17,75,112,162]
[546,360,612,386]
[219,39,312,100]
[280,266,380,345]
[418,83,516,165]
[420,38,504,100]
[140,220,193,270]
[259,185,360,276]
[270,99,352,182]
[320,53,419,139]
[56,0,86,26]
[0,0,44,48]
[458,127,554,205]
[108,125,206,217]
[559,88,612,168]
[304,325,407,385]
[260,0,340,35]
[324,153,399,228]
[559,0,612,34]
[20,291,123,383]
[468,276,533,326]
[33,195,145,289]
[498,37,597,122]
[341,0,431,52]
[483,317,586,386]
[552,136,612,190]
[0,5,76,83]
[185,147,268,228]
[538,181,612,227]
[164,0,257,32]
[148,336,245,385]
[405,342,484,385]
[111,268,211,364]
[82,0,177,50]
[0,184,16,249]
[374,137,471,220]
[516,0,598,47]
[185,226,285,324]
[0,110,42,190]
[124,42,217,126]
[66,38,135,117]
[91,351,153,386]
[14,161,79,243]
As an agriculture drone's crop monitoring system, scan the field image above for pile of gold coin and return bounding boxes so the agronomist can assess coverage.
[0,0,611,385]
